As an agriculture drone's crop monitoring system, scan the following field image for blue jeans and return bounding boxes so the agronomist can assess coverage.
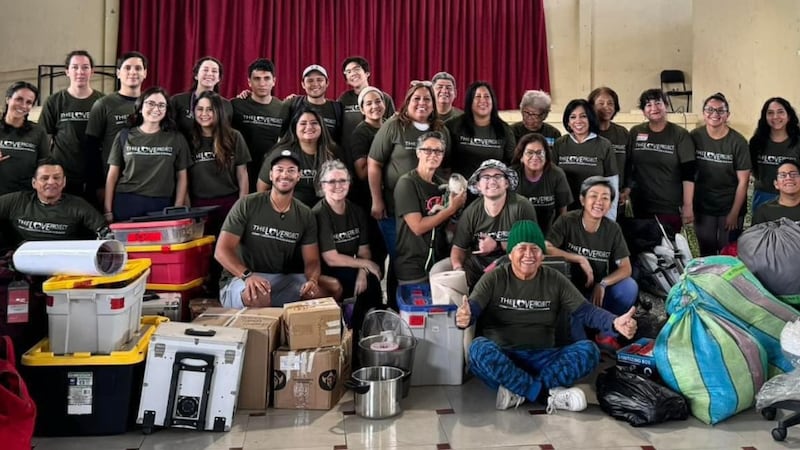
[219,272,306,308]
[377,217,397,261]
[752,190,778,215]
[572,277,638,340]
[113,192,171,221]
[468,337,600,400]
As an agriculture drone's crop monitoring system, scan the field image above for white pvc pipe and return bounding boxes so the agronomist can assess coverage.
[13,240,128,276]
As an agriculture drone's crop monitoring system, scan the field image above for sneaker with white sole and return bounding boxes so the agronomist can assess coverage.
[495,385,525,410]
[546,386,587,414]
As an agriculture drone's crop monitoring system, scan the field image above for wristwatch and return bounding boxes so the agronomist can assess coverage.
[241,269,253,281]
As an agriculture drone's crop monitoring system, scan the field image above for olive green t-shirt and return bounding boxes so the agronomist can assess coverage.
[394,170,448,282]
[338,89,395,153]
[281,97,342,144]
[368,116,450,213]
[438,107,463,123]
[470,264,586,349]
[752,200,800,225]
[753,139,800,194]
[41,89,104,185]
[510,122,562,146]
[347,121,380,209]
[230,96,285,169]
[107,128,191,197]
[514,165,573,236]
[628,121,696,215]
[0,123,50,195]
[85,92,138,170]
[445,116,516,178]
[691,127,751,216]
[553,135,618,208]
[0,191,106,246]
[259,145,333,207]
[170,91,234,139]
[312,198,369,258]
[220,193,317,286]
[599,122,631,188]
[188,130,251,199]
[547,209,629,285]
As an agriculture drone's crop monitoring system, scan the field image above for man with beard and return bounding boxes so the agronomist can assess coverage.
[281,65,344,145]
[430,160,537,288]
[215,149,340,308]
[431,71,463,122]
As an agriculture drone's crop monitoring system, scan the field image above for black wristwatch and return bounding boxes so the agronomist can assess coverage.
[241,269,253,280]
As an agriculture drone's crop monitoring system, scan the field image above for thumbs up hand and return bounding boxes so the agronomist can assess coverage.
[456,295,472,329]
[612,306,637,339]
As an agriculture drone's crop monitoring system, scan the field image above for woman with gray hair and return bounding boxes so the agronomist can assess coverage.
[511,90,562,145]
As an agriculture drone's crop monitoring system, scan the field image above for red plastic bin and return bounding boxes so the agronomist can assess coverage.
[126,236,215,285]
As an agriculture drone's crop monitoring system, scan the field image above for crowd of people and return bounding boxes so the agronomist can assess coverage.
[2,49,799,413]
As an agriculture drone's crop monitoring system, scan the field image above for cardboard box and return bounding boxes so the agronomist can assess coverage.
[616,337,659,380]
[189,298,223,320]
[193,307,282,410]
[273,331,351,410]
[283,297,341,350]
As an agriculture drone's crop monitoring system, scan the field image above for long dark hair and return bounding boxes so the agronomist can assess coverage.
[127,86,177,131]
[192,91,236,170]
[2,81,38,133]
[749,97,800,170]
[397,82,444,131]
[273,108,336,193]
[190,56,223,93]
[461,81,506,138]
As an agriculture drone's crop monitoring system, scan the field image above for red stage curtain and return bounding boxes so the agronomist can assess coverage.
[118,0,549,110]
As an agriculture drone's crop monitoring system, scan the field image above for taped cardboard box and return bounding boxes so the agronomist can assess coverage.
[193,307,282,410]
[273,330,351,410]
[283,297,341,350]
[188,298,222,320]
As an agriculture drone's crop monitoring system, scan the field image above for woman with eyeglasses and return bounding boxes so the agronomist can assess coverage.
[510,90,561,145]
[258,109,338,207]
[187,91,251,236]
[394,131,465,287]
[446,81,515,180]
[313,160,383,360]
[690,93,751,256]
[627,89,696,233]
[589,87,631,212]
[749,97,800,212]
[552,99,618,214]
[171,56,233,139]
[512,133,572,236]
[105,86,191,221]
[0,81,50,195]
[752,160,800,224]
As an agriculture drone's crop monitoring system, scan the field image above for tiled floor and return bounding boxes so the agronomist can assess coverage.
[32,376,800,450]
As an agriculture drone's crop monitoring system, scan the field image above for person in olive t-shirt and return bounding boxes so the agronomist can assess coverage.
[511,90,562,145]
[0,81,50,195]
[104,87,191,221]
[0,160,106,250]
[216,150,341,308]
[231,58,284,193]
[41,50,104,198]
[394,132,465,284]
[752,160,800,224]
[691,93,751,255]
[430,160,536,288]
[546,177,637,349]
[456,220,637,410]
[628,89,696,233]
[431,72,463,123]
[589,87,632,213]
[170,56,234,140]
[280,65,344,145]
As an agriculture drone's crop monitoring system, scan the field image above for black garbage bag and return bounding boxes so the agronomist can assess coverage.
[596,368,689,427]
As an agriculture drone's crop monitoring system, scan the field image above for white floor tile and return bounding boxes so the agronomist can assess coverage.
[344,410,448,449]
[439,409,550,448]
[244,409,346,449]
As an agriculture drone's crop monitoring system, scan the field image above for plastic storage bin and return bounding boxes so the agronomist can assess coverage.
[397,283,464,386]
[110,218,200,246]
[21,315,168,436]
[44,259,151,354]
[146,277,205,322]
[126,236,215,285]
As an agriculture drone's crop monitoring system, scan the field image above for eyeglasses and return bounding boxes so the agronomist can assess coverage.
[343,66,364,75]
[479,174,506,182]
[321,178,349,185]
[703,107,729,116]
[418,147,445,156]
[144,100,167,110]
[777,171,800,180]
[523,150,546,159]
[410,80,433,88]
[522,109,548,119]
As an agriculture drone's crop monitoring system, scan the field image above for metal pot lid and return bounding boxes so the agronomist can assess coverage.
[361,309,414,339]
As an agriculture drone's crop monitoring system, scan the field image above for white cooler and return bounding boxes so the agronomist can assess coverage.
[137,321,247,433]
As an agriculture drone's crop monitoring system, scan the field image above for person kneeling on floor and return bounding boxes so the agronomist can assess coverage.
[456,220,637,412]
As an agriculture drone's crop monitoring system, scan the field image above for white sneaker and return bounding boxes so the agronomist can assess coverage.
[546,387,587,414]
[495,385,525,410]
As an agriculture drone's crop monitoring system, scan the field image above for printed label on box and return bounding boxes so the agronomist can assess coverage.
[67,372,93,415]
[6,282,29,324]
[280,353,307,372]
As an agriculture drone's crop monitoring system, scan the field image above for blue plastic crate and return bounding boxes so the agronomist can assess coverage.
[396,283,457,313]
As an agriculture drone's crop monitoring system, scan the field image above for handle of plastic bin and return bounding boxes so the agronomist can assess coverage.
[344,378,370,394]
[161,206,190,214]
[185,328,217,337]
[142,293,159,302]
